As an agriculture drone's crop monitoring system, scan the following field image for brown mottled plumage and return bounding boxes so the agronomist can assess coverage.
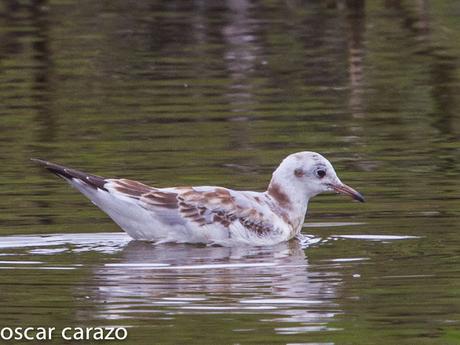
[32,152,364,246]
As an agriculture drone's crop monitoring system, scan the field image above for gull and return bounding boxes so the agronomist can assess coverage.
[32,152,364,246]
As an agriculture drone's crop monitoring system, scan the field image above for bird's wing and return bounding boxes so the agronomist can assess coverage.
[31,158,108,190]
[107,179,275,236]
[31,158,278,241]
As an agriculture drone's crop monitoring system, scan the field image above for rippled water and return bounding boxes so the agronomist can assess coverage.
[1,1,460,344]
[0,230,422,344]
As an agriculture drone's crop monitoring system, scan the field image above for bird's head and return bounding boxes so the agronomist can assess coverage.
[269,151,364,205]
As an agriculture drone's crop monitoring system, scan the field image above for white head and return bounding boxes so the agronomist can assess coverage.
[267,151,364,210]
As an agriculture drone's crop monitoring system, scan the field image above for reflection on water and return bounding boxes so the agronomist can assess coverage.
[86,241,338,329]
[0,229,422,343]
[0,232,130,253]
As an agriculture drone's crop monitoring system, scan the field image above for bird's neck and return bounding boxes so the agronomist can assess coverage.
[266,179,309,235]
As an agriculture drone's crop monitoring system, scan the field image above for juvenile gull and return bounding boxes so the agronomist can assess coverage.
[32,152,364,246]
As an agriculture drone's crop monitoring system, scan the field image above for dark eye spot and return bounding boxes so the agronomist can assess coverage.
[316,169,326,178]
[294,168,304,177]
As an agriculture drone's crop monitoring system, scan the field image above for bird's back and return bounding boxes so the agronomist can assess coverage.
[33,159,294,246]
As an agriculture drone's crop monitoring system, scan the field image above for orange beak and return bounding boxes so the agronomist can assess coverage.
[329,183,365,202]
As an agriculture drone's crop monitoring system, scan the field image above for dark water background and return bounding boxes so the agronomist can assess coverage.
[1,0,460,344]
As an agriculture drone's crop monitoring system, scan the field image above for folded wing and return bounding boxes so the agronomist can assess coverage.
[107,179,276,240]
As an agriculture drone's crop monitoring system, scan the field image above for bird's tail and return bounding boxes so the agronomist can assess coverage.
[31,158,163,241]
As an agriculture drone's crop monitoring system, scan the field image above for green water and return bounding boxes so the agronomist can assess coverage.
[1,0,460,344]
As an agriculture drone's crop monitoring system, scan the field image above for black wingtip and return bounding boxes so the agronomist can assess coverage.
[354,192,365,203]
[31,158,108,191]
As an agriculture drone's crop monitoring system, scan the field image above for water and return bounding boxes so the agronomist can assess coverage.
[1,0,460,344]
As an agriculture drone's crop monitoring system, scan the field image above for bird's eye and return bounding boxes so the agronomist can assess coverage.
[316,169,326,178]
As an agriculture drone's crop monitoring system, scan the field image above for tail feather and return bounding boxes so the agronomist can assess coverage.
[31,158,108,191]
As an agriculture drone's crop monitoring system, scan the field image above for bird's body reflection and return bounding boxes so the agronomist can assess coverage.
[82,240,341,328]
